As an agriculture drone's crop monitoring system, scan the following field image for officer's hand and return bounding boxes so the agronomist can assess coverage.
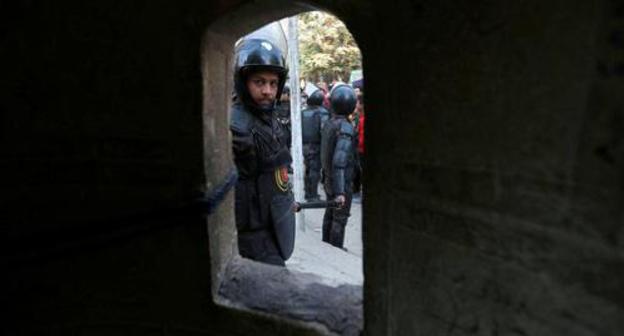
[335,195,346,208]
[292,202,301,213]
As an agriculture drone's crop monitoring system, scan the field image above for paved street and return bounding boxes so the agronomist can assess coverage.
[286,188,363,287]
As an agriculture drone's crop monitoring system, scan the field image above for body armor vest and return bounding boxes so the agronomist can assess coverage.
[320,115,356,196]
[302,106,327,144]
[230,101,295,260]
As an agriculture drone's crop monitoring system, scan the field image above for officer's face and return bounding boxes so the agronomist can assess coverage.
[246,71,279,108]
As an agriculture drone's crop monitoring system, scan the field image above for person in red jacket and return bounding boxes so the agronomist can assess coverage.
[357,93,365,155]
[353,90,365,198]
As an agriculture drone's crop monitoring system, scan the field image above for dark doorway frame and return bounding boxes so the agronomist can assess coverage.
[200,1,370,335]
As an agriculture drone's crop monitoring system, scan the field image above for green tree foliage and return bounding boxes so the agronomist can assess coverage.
[299,11,361,83]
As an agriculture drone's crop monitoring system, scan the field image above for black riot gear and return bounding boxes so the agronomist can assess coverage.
[320,112,357,248]
[307,89,325,107]
[234,38,288,113]
[231,101,296,265]
[276,84,292,150]
[276,100,292,150]
[301,102,329,201]
[321,118,356,196]
[329,84,357,116]
[302,106,324,144]
[230,25,295,266]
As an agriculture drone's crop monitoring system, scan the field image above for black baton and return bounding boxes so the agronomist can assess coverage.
[293,200,339,212]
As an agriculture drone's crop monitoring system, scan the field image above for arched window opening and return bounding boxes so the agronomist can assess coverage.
[201,3,366,335]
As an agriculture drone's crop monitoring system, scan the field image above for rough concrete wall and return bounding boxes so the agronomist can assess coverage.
[364,0,624,335]
[1,0,320,335]
[3,0,624,335]
[2,0,208,239]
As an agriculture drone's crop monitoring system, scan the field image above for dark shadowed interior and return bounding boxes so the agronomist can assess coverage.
[3,0,624,335]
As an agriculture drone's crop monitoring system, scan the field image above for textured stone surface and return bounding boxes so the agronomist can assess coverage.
[2,0,624,335]
[219,258,363,336]
[364,0,624,335]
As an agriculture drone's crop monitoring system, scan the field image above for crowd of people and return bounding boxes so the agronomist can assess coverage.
[281,80,365,202]
[229,32,364,267]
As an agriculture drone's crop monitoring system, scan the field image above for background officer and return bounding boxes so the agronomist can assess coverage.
[301,89,330,201]
[320,84,357,249]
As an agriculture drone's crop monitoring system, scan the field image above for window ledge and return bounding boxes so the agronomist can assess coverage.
[217,257,363,336]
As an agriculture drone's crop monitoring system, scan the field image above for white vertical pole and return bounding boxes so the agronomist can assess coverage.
[287,15,305,232]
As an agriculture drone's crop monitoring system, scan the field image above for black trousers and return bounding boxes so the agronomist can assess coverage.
[322,192,352,248]
[303,144,321,200]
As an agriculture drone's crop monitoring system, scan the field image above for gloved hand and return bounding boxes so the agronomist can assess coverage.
[334,195,346,208]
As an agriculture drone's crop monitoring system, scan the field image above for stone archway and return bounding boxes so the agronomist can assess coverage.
[200,2,368,335]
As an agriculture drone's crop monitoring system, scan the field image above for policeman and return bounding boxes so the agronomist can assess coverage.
[301,89,330,201]
[320,84,357,249]
[276,85,292,150]
[229,36,295,266]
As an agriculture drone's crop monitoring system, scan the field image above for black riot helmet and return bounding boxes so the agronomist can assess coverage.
[234,38,288,112]
[329,83,357,116]
[306,89,325,107]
